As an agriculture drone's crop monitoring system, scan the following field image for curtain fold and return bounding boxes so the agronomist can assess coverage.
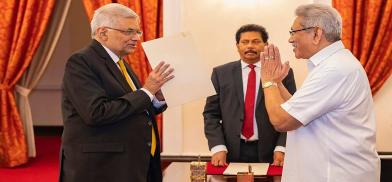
[333,0,392,95]
[0,0,56,167]
[15,0,72,157]
[82,0,164,149]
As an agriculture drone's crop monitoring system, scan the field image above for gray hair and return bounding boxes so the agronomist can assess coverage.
[295,3,342,42]
[90,3,138,38]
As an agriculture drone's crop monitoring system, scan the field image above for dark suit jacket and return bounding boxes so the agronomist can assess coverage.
[60,40,165,182]
[203,60,296,163]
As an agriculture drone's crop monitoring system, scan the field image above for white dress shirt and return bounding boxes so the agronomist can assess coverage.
[281,41,380,182]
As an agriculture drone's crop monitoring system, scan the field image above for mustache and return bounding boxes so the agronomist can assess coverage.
[245,50,257,54]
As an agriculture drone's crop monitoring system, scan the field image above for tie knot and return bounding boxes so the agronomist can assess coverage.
[248,64,256,69]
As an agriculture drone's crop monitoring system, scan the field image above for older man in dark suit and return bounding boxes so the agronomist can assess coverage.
[203,24,296,167]
[60,3,173,182]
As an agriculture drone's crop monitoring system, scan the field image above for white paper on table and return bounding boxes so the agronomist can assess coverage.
[142,32,215,107]
[223,163,269,176]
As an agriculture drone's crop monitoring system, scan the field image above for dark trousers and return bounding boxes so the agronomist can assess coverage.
[239,139,259,162]
[147,154,162,182]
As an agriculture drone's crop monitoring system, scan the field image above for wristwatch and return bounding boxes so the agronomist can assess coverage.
[262,81,277,89]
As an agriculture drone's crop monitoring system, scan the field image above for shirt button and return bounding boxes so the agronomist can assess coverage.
[147,121,152,126]
[147,142,151,147]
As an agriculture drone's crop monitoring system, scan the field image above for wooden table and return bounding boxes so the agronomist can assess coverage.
[163,162,281,182]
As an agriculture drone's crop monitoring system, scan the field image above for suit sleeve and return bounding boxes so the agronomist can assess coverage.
[151,102,167,115]
[276,68,297,147]
[203,68,226,150]
[63,54,152,126]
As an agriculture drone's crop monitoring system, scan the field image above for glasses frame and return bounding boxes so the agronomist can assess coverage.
[289,27,315,36]
[105,27,143,37]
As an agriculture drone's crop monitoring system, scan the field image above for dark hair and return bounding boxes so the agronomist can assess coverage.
[235,24,269,44]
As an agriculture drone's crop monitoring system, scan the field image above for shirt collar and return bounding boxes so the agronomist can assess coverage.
[308,40,345,67]
[102,45,121,64]
[241,60,261,69]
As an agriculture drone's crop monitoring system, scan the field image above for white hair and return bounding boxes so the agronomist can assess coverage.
[295,3,342,42]
[90,3,138,38]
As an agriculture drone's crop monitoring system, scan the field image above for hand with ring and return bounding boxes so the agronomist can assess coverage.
[260,44,290,83]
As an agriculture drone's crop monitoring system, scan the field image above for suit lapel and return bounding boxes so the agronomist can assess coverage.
[256,82,264,108]
[233,61,244,119]
[90,40,132,92]
[124,62,142,89]
[106,59,133,92]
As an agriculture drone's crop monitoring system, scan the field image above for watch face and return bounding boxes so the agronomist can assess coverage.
[263,82,276,88]
[264,82,272,87]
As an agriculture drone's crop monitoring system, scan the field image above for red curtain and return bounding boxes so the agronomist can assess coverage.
[0,1,55,167]
[82,0,164,147]
[333,0,392,95]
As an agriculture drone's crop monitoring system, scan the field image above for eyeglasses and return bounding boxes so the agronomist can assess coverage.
[105,27,143,37]
[289,27,315,36]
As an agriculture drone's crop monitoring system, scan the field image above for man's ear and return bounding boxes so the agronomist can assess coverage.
[312,27,323,45]
[97,28,108,40]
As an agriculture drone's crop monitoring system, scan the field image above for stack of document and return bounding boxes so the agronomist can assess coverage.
[223,163,269,176]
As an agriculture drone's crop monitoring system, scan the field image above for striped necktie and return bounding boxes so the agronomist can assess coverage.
[117,59,157,156]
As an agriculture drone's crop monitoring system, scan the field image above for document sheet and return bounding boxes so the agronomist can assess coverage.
[223,163,269,176]
[142,32,215,106]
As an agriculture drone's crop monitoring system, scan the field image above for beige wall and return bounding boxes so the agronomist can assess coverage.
[374,77,392,152]
[29,0,392,153]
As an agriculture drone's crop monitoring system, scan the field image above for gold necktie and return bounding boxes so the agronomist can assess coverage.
[118,59,137,91]
[117,59,156,156]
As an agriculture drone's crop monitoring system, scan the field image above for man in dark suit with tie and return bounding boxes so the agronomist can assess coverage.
[60,3,173,182]
[203,24,296,167]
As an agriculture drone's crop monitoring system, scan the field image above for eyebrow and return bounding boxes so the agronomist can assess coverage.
[126,28,137,30]
[241,38,262,41]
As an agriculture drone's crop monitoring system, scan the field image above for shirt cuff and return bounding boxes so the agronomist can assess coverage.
[274,146,286,153]
[152,97,166,108]
[140,88,153,101]
[210,145,228,155]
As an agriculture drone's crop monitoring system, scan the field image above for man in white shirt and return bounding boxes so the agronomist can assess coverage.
[260,3,380,182]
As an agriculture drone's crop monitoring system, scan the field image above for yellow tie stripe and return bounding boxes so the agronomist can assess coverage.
[118,60,137,91]
[151,126,156,156]
[117,59,156,156]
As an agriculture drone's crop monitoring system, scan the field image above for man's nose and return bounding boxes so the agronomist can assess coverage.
[246,43,256,48]
[132,34,141,41]
[288,36,294,43]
